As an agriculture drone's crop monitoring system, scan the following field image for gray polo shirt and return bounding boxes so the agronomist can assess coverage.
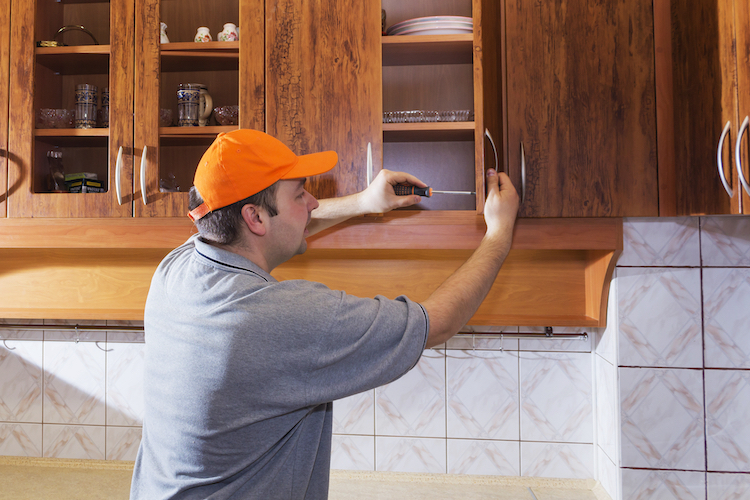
[130,235,429,499]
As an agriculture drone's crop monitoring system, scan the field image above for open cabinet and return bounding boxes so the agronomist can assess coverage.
[380,0,501,213]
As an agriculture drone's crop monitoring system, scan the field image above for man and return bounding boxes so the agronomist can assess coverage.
[130,129,518,499]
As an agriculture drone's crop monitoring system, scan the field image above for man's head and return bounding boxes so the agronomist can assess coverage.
[188,129,338,245]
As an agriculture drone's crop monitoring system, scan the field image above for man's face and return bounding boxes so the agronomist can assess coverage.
[266,178,319,264]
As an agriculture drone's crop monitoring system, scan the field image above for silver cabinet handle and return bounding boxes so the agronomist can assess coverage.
[736,116,750,196]
[115,146,124,205]
[484,128,499,173]
[520,142,526,204]
[140,145,148,205]
[717,121,734,197]
[366,142,372,186]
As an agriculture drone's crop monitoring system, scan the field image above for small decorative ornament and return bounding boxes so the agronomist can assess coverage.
[160,22,170,43]
[194,27,212,43]
[218,23,238,42]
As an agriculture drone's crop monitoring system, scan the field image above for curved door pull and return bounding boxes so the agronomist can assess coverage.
[484,128,500,173]
[520,142,526,204]
[115,146,124,205]
[736,116,750,196]
[366,142,372,186]
[140,145,149,205]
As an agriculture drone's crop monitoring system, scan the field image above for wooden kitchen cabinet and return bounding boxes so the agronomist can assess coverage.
[504,0,659,217]
[8,0,134,217]
[0,0,9,217]
[6,0,263,218]
[266,0,501,213]
[657,0,750,215]
[134,0,263,217]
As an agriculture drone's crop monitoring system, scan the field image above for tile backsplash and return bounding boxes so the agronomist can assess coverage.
[1,215,748,500]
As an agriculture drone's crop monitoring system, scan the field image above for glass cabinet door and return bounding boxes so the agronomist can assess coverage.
[8,0,134,217]
[134,0,264,217]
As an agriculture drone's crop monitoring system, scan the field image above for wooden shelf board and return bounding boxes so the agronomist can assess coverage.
[0,216,622,251]
[382,35,473,66]
[160,42,239,72]
[159,126,236,138]
[36,46,110,74]
[35,128,109,137]
[383,122,474,142]
[0,218,621,327]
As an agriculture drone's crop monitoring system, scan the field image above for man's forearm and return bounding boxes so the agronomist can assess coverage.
[307,194,363,236]
[421,233,513,348]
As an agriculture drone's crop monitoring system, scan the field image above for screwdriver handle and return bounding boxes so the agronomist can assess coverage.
[394,185,432,197]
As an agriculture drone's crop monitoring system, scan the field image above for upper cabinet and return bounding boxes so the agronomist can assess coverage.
[8,0,134,217]
[6,0,263,218]
[378,0,500,213]
[657,0,750,215]
[504,0,659,217]
[0,0,9,217]
[134,0,263,217]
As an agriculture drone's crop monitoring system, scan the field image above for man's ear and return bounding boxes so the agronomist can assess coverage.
[240,204,267,236]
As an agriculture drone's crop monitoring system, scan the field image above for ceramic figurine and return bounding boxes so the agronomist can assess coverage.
[218,23,238,42]
[194,27,212,43]
[160,22,170,43]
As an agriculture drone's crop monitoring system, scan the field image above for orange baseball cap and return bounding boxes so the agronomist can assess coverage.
[188,129,338,221]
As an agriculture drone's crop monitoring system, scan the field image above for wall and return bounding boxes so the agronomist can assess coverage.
[0,314,599,476]
[596,216,750,500]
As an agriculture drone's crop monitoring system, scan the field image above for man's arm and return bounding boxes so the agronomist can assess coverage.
[307,169,427,236]
[421,169,519,348]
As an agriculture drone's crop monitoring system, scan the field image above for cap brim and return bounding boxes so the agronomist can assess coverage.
[280,150,338,180]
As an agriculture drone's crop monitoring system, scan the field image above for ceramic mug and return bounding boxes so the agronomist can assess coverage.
[177,85,200,126]
[178,83,213,126]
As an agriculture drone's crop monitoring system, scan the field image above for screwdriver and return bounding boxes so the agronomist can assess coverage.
[393,185,475,197]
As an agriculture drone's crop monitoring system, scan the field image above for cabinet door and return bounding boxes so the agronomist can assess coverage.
[266,0,382,200]
[736,0,750,214]
[7,0,134,218]
[0,0,9,217]
[505,0,658,217]
[662,0,744,214]
[134,0,264,217]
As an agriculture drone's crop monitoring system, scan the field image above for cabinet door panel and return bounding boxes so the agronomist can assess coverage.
[0,0,9,217]
[737,0,750,213]
[266,0,381,200]
[505,0,658,217]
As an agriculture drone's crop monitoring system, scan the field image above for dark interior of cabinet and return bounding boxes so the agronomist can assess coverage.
[383,141,475,210]
[159,136,214,194]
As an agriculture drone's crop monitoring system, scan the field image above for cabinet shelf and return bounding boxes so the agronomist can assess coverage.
[382,35,473,66]
[35,128,109,137]
[160,41,239,72]
[36,45,110,74]
[383,122,474,142]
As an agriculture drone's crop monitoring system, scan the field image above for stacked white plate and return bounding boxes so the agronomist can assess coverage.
[385,16,473,36]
